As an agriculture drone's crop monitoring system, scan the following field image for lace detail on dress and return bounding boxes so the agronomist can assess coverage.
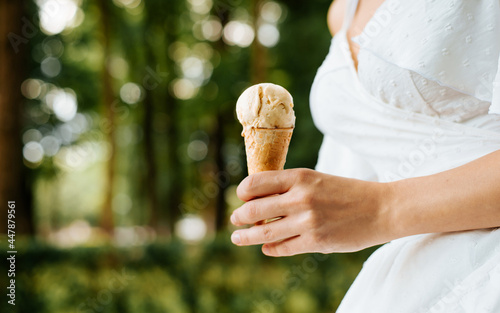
[357,50,490,122]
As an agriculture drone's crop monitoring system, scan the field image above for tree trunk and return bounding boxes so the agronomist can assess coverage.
[162,2,183,234]
[165,92,182,233]
[0,0,34,235]
[98,0,115,234]
[142,76,161,231]
[141,0,182,236]
[213,114,228,232]
[251,0,267,84]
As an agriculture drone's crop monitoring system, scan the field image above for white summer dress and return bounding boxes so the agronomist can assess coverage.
[309,0,500,312]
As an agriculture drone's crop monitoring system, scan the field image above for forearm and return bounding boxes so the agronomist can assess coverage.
[385,150,500,239]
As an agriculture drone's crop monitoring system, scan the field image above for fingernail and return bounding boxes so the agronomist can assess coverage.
[231,232,241,245]
[230,214,237,225]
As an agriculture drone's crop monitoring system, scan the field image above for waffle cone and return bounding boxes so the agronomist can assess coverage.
[243,127,293,175]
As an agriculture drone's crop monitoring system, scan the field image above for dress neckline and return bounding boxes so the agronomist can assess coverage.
[341,0,388,75]
[335,29,363,92]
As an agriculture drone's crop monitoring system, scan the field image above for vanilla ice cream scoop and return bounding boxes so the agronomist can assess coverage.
[236,83,295,176]
[236,83,295,130]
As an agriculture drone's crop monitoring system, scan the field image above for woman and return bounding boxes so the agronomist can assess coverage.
[231,0,500,311]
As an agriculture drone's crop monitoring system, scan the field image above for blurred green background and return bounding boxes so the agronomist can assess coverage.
[0,0,373,312]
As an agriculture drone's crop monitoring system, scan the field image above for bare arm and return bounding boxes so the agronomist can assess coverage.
[387,149,500,239]
[230,150,500,256]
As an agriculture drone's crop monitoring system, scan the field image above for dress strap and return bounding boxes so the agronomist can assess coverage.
[341,0,360,31]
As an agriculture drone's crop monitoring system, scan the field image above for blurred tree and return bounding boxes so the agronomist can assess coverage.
[213,113,229,231]
[98,0,116,234]
[251,0,268,84]
[141,35,162,233]
[15,0,330,239]
[141,0,184,235]
[0,0,34,235]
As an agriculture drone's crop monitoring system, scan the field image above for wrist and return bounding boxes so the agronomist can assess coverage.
[374,180,406,243]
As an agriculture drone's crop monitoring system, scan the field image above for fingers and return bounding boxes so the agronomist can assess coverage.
[231,216,300,246]
[237,169,304,201]
[231,194,290,226]
[262,236,307,257]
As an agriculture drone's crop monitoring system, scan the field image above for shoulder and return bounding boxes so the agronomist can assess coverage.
[327,0,346,36]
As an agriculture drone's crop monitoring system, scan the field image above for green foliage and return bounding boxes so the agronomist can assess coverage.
[5,1,373,311]
[1,238,375,313]
[22,0,334,232]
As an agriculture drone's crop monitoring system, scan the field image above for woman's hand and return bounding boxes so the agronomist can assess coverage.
[230,168,395,256]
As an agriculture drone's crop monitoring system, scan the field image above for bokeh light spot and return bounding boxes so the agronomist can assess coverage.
[187,140,208,161]
[260,1,283,23]
[56,123,77,144]
[113,0,141,9]
[201,18,223,41]
[223,21,255,47]
[23,141,44,163]
[50,220,92,247]
[120,82,142,105]
[193,42,214,60]
[21,79,43,99]
[22,129,43,144]
[188,0,213,15]
[258,23,280,47]
[181,56,204,79]
[175,215,207,242]
[46,88,78,122]
[40,135,61,156]
[37,0,79,35]
[67,113,90,135]
[108,57,129,79]
[67,220,92,244]
[42,38,64,57]
[30,107,51,125]
[169,41,190,62]
[41,57,62,77]
[54,143,98,171]
[172,79,197,100]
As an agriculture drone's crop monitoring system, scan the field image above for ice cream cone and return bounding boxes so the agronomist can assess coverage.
[243,127,293,175]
